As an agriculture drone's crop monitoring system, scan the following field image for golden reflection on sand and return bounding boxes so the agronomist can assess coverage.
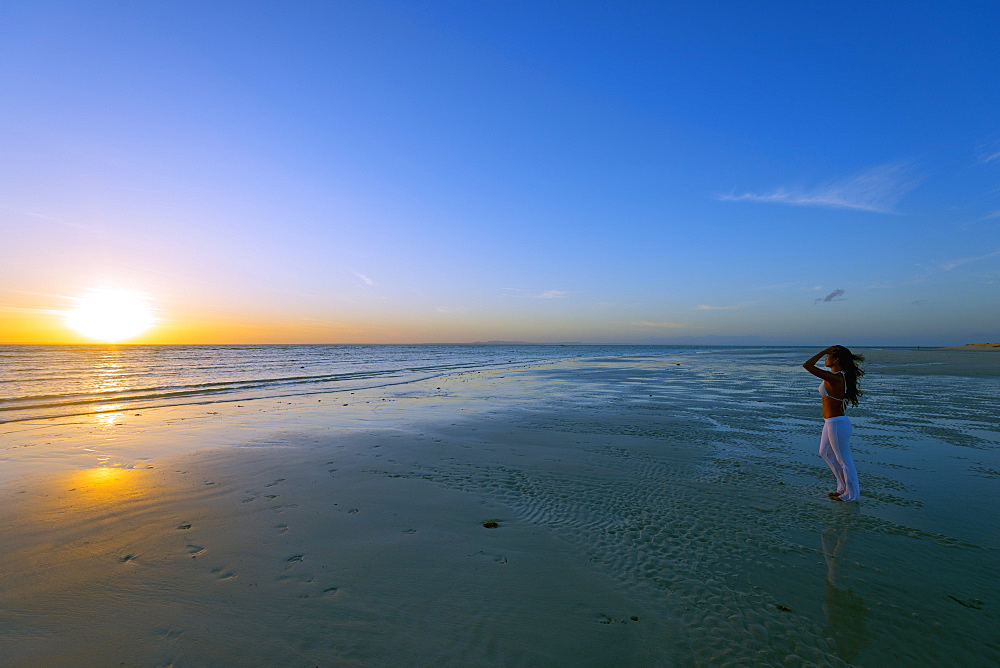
[94,410,126,428]
[66,466,145,509]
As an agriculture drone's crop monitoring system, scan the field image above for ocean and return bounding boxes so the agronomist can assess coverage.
[1,343,689,424]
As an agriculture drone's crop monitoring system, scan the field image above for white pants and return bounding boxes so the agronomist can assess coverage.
[819,416,860,502]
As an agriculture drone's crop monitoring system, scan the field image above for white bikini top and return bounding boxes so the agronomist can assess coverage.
[819,371,848,404]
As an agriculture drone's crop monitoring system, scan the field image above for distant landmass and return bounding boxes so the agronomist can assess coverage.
[465,340,585,346]
[943,343,1000,350]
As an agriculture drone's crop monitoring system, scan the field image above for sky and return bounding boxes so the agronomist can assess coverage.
[2,1,998,346]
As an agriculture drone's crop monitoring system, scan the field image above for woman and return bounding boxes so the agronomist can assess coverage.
[802,345,865,501]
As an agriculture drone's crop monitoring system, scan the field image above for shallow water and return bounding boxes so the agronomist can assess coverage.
[1,347,997,666]
[371,351,1000,665]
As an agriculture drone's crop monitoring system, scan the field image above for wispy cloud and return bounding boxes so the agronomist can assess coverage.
[634,321,687,329]
[939,248,1000,271]
[974,137,1000,163]
[815,289,845,303]
[718,163,915,213]
[0,304,56,314]
[500,288,570,299]
[353,272,374,286]
[4,208,96,232]
[695,303,751,310]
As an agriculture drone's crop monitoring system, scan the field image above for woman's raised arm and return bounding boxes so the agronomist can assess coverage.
[802,347,841,381]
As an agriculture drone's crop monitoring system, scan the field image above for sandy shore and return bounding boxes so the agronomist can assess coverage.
[861,346,1000,376]
[2,349,998,666]
[942,343,1000,350]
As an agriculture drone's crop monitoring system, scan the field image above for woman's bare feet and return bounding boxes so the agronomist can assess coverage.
[827,491,843,498]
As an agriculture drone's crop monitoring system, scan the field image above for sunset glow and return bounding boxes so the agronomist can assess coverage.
[1,3,998,346]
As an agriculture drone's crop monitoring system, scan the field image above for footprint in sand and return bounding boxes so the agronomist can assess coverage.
[186,545,205,557]
[210,567,236,580]
[151,628,183,640]
[274,523,288,535]
[469,551,507,564]
[278,554,321,593]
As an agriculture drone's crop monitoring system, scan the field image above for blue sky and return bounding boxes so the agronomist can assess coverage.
[2,1,998,344]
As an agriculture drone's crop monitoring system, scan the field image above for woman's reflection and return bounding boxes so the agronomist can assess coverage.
[822,503,870,662]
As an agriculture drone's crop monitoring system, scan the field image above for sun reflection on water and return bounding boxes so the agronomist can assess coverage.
[94,367,125,393]
[88,348,128,395]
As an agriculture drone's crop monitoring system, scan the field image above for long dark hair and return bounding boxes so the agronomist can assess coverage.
[833,345,865,407]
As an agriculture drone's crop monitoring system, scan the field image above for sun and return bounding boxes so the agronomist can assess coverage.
[65,289,156,342]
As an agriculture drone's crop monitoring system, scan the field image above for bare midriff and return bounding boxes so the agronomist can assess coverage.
[821,393,846,419]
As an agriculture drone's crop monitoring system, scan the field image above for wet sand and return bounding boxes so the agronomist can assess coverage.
[1,349,998,666]
[869,346,1000,376]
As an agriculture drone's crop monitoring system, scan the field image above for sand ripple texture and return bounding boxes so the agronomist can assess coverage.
[381,351,1000,666]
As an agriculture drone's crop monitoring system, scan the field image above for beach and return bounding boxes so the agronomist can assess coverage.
[1,347,998,666]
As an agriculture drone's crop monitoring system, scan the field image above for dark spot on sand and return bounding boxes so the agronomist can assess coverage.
[948,595,984,609]
[776,605,791,612]
[482,521,499,529]
[118,554,137,563]
[177,523,192,530]
[598,613,636,624]
[287,555,304,563]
